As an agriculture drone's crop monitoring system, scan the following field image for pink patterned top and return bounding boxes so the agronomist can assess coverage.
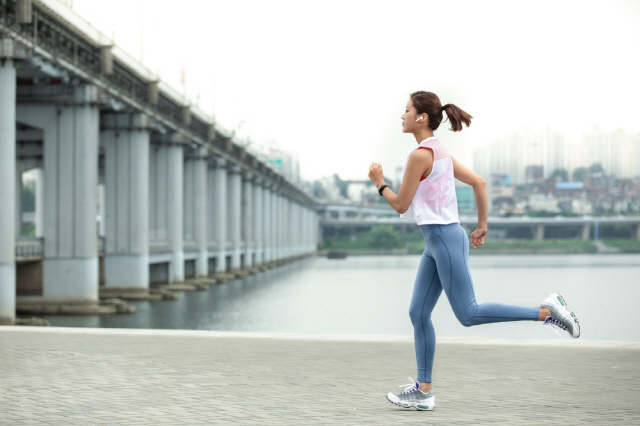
[400,137,459,225]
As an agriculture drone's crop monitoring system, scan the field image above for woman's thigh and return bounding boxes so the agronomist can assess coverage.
[410,251,443,318]
[427,225,477,317]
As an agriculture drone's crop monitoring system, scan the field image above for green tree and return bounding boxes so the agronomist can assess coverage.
[333,174,350,199]
[22,180,35,212]
[550,168,568,182]
[572,167,588,182]
[366,225,400,250]
[588,163,603,174]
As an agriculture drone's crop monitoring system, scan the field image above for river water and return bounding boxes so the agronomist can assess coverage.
[44,254,640,342]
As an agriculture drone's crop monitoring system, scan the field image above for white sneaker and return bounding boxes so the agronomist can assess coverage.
[386,378,435,411]
[541,293,580,338]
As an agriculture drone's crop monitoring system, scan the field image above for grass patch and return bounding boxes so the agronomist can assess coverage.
[322,234,598,254]
[475,240,597,254]
[601,239,640,253]
[322,232,423,251]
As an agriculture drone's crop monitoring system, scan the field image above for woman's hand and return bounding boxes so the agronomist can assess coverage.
[470,227,487,248]
[368,162,385,187]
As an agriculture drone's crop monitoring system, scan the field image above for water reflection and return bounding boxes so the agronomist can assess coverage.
[45,254,640,342]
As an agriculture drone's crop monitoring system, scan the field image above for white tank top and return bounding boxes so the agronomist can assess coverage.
[400,137,459,225]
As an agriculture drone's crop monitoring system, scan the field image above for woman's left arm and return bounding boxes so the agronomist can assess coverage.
[368,149,432,214]
[451,157,488,248]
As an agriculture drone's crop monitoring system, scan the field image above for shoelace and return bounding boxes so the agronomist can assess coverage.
[543,316,566,340]
[398,378,419,394]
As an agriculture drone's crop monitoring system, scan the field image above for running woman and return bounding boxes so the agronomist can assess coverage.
[367,91,580,412]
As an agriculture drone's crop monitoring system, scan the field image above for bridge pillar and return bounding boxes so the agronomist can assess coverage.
[300,207,306,254]
[210,157,227,272]
[101,113,150,289]
[271,192,278,261]
[33,168,44,237]
[17,86,100,303]
[263,184,273,263]
[307,208,313,253]
[288,199,295,258]
[271,191,280,261]
[533,224,545,241]
[277,192,283,259]
[302,206,308,254]
[15,167,22,236]
[292,203,299,256]
[227,165,242,269]
[184,147,208,277]
[314,210,321,250]
[0,54,17,324]
[296,204,304,255]
[252,179,264,264]
[298,204,306,254]
[149,137,184,282]
[167,144,185,282]
[278,194,285,260]
[314,209,319,251]
[581,224,591,241]
[284,196,290,258]
[301,206,308,254]
[282,197,289,258]
[242,173,254,266]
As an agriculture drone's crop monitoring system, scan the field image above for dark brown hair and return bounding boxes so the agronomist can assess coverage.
[410,91,473,132]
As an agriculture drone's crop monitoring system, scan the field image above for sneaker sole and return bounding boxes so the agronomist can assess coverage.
[386,394,435,411]
[543,293,580,338]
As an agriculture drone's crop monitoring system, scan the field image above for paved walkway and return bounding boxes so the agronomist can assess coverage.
[1,327,639,425]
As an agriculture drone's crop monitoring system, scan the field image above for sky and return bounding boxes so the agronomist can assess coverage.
[68,0,640,181]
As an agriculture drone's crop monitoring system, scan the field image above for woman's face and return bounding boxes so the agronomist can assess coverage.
[401,98,422,133]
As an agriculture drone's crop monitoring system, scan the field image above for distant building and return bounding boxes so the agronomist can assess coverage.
[554,181,584,197]
[571,199,592,215]
[573,127,639,179]
[487,174,514,213]
[347,181,367,203]
[525,165,544,184]
[455,185,476,213]
[473,128,567,184]
[394,167,404,190]
[633,135,640,178]
[528,194,559,213]
[317,176,341,202]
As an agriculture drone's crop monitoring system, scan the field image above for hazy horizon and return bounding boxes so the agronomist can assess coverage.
[66,0,640,181]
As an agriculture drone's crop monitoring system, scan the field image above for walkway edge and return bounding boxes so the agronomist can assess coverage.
[2,326,639,349]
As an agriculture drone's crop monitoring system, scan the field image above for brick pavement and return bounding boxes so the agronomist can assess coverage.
[1,327,639,425]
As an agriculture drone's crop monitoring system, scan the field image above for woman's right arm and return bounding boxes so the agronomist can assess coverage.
[452,157,487,248]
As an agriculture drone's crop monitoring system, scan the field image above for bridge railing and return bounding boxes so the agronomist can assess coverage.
[15,236,44,259]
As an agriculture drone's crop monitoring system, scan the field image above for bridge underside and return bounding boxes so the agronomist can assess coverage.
[0,28,320,324]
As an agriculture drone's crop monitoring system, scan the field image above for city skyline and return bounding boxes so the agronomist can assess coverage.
[473,126,640,185]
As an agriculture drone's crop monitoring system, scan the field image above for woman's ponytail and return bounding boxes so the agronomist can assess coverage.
[410,91,473,132]
[441,104,473,132]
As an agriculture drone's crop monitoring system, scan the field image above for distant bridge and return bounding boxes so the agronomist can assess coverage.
[318,204,640,241]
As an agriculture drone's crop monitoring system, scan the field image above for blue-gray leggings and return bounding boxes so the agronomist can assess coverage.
[411,223,539,383]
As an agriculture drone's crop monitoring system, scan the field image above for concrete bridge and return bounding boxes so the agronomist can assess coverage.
[318,204,640,241]
[0,0,319,325]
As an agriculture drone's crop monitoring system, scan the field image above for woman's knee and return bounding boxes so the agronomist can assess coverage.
[452,301,478,327]
[454,305,478,327]
[458,316,476,327]
[409,304,426,325]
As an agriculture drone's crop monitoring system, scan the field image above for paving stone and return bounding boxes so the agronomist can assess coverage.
[1,327,639,425]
